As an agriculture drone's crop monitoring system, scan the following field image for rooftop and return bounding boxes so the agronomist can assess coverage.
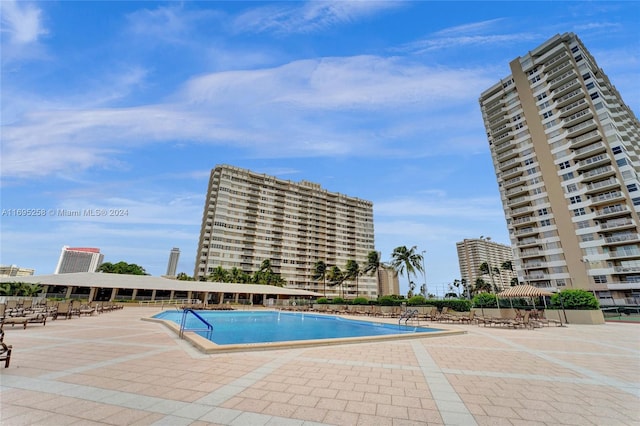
[1,307,638,425]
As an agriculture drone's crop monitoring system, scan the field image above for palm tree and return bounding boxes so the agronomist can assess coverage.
[479,262,500,292]
[363,251,384,293]
[474,277,492,294]
[501,260,513,272]
[326,266,345,298]
[344,260,360,298]
[312,260,328,297]
[208,266,229,283]
[390,246,424,295]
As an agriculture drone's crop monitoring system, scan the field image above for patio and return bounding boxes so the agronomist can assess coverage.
[1,306,639,425]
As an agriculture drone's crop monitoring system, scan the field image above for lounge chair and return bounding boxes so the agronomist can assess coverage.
[55,301,72,320]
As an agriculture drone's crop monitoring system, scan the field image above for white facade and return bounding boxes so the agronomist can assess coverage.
[54,246,104,274]
[456,238,517,292]
[480,33,640,304]
[195,165,377,298]
[166,248,180,277]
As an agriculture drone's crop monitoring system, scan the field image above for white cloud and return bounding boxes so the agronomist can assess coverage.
[2,55,496,178]
[233,1,403,34]
[0,0,47,44]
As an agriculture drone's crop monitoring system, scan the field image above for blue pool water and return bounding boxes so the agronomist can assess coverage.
[153,310,440,345]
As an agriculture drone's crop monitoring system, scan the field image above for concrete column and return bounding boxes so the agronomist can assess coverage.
[151,289,157,301]
[88,288,96,303]
[110,288,118,302]
[131,289,138,301]
[65,286,74,299]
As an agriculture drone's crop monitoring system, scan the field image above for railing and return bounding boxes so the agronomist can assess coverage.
[138,299,200,308]
[179,309,214,340]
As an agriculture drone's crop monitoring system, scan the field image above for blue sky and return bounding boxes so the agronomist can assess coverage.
[1,1,639,296]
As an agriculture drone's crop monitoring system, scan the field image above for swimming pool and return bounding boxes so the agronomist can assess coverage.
[152,310,444,348]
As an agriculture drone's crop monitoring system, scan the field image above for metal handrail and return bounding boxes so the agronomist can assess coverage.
[179,308,214,340]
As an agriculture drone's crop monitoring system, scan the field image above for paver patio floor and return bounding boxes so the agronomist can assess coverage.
[1,307,638,425]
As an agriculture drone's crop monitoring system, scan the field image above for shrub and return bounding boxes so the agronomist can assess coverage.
[407,295,426,306]
[550,289,599,310]
[472,293,498,308]
[316,297,329,304]
[352,297,369,305]
[377,295,401,306]
[331,297,346,304]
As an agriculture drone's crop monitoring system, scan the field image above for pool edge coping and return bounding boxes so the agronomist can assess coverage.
[142,312,466,354]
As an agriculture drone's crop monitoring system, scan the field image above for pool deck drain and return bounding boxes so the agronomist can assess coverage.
[1,306,638,425]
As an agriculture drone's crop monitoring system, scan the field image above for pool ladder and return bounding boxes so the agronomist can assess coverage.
[399,309,419,325]
[179,308,214,340]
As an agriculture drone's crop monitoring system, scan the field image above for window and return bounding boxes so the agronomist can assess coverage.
[593,275,608,284]
[581,234,595,242]
[586,82,595,90]
[530,75,541,84]
[559,161,571,170]
[573,208,586,216]
[571,46,579,53]
[617,158,628,167]
[528,67,539,75]
[540,219,551,226]
[542,111,554,119]
[575,54,583,62]
[612,146,623,155]
[512,114,521,122]
[536,93,548,101]
[569,196,582,204]
[514,122,524,130]
[633,197,640,206]
[538,101,551,110]
[556,279,566,286]
[627,184,638,192]
[562,172,574,181]
[576,220,590,229]
[582,72,591,80]
[594,101,604,110]
[524,158,535,166]
[566,183,578,193]
[544,120,557,129]
[538,208,548,215]
[527,167,537,175]
[590,92,600,100]
[532,187,543,195]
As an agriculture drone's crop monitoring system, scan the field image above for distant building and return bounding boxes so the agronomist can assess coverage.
[54,246,104,274]
[166,247,180,277]
[479,33,640,303]
[0,265,35,277]
[377,266,400,296]
[195,164,377,298]
[456,238,517,292]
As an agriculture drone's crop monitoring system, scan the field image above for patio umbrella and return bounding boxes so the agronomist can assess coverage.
[498,285,554,311]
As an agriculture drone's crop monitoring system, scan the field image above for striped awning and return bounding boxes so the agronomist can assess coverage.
[498,285,554,298]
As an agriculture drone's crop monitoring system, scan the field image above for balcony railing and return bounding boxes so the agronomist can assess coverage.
[595,204,630,217]
[600,218,635,230]
[606,234,640,244]
[614,265,640,273]
[582,165,614,179]
[586,177,618,192]
[591,191,624,203]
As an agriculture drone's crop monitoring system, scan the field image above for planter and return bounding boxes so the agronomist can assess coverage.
[544,309,604,325]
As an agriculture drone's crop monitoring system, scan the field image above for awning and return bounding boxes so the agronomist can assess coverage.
[498,285,554,298]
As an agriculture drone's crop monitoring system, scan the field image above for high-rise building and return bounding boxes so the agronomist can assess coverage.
[0,265,35,277]
[377,266,400,296]
[456,238,517,293]
[479,33,640,304]
[166,247,180,277]
[54,246,104,274]
[195,165,377,297]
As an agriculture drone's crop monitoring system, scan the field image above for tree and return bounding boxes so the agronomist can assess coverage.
[97,261,148,275]
[344,260,360,298]
[474,277,492,294]
[326,266,345,298]
[362,251,384,293]
[479,262,500,292]
[312,260,328,297]
[407,281,416,298]
[390,246,424,291]
[176,272,194,281]
[501,261,513,272]
[208,266,229,283]
[0,282,42,296]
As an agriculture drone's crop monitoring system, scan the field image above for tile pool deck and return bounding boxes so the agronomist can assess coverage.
[1,307,638,426]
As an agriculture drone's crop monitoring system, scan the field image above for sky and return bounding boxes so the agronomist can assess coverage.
[1,1,639,296]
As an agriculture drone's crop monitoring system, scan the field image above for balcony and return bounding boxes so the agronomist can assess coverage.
[499,157,521,171]
[595,204,631,219]
[512,215,536,226]
[581,165,616,183]
[507,195,530,207]
[566,119,598,139]
[496,147,519,162]
[502,166,524,180]
[523,260,544,268]
[523,273,549,281]
[511,205,533,217]
[559,98,588,118]
[505,185,528,197]
[492,123,511,137]
[562,108,594,129]
[598,218,636,231]
[520,248,542,258]
[605,233,640,245]
[585,177,620,194]
[589,191,625,206]
[493,131,514,144]
[556,89,585,109]
[572,139,606,159]
[514,226,539,237]
[544,51,569,68]
[517,237,539,248]
[489,115,510,129]
[548,69,577,90]
[608,249,640,260]
[613,265,640,273]
[552,80,581,99]
[576,153,610,171]
[494,140,516,155]
[503,176,525,189]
